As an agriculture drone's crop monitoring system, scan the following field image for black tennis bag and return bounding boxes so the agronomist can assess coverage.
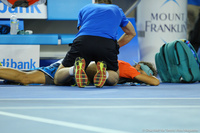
[0,25,10,34]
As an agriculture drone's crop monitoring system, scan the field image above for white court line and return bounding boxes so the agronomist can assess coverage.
[0,111,130,133]
[0,105,200,110]
[0,98,200,100]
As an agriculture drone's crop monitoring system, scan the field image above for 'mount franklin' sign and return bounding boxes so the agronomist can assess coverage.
[137,0,187,64]
[146,13,186,33]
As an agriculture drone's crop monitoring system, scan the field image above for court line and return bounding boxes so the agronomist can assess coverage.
[0,111,130,133]
[0,105,200,110]
[0,98,200,100]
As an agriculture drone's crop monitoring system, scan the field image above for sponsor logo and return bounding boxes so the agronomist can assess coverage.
[145,12,186,33]
[1,59,36,69]
[161,0,180,7]
[144,0,186,34]
[0,1,41,14]
[138,0,186,44]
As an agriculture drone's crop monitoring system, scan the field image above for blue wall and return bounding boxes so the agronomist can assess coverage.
[47,0,92,20]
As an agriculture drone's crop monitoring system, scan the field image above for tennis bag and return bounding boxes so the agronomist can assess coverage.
[0,25,10,34]
[155,39,200,83]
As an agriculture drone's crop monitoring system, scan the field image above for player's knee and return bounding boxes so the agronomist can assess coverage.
[53,74,65,85]
[53,76,60,85]
[107,77,119,86]
[106,71,119,86]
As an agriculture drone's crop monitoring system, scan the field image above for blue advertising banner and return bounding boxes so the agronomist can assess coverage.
[188,0,200,6]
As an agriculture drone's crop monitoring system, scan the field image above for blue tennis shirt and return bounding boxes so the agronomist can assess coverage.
[75,3,129,40]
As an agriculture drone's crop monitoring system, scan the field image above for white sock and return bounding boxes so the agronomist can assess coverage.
[69,66,74,76]
[106,71,109,79]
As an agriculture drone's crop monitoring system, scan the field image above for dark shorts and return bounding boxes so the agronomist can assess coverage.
[24,61,61,85]
[37,73,74,85]
[62,35,119,71]
[44,74,54,84]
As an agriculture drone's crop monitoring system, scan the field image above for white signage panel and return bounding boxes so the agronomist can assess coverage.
[137,0,187,64]
[0,45,40,69]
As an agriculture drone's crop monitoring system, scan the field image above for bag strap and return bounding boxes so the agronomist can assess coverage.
[181,40,200,67]
[179,40,200,82]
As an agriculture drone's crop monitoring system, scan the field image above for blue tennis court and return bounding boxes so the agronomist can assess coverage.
[0,83,200,133]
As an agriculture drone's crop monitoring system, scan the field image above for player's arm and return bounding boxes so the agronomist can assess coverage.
[118,21,136,47]
[134,74,160,86]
